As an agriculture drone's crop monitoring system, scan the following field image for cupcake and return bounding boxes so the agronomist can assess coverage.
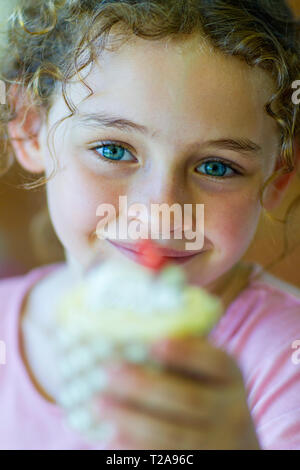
[53,239,223,442]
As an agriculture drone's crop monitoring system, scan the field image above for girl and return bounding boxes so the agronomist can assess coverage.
[0,0,300,450]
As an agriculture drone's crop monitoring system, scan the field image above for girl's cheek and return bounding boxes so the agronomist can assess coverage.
[207,192,261,246]
[47,161,131,241]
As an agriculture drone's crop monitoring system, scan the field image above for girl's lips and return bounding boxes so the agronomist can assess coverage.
[107,239,203,265]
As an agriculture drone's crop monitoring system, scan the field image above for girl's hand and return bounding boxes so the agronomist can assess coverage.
[91,336,261,450]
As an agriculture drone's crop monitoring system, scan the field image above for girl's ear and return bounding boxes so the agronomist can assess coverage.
[262,140,299,212]
[7,85,45,173]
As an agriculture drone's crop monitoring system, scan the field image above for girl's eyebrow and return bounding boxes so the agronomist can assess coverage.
[205,138,262,157]
[76,112,262,157]
[76,112,153,136]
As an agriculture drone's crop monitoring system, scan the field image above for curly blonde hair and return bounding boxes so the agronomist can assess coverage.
[0,0,300,274]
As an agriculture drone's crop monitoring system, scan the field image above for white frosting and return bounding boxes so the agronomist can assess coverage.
[84,259,187,315]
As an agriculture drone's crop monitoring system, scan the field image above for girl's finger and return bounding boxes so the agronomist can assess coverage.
[149,336,243,384]
[99,361,217,424]
[92,393,209,450]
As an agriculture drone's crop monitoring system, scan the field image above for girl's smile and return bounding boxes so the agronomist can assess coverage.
[106,238,206,265]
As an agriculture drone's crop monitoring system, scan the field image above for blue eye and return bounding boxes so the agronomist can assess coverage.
[92,142,135,162]
[196,160,239,178]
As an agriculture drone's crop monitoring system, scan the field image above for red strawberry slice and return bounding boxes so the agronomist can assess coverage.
[135,239,170,272]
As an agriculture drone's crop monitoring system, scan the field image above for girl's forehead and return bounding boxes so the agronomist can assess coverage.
[65,35,275,109]
[47,34,278,152]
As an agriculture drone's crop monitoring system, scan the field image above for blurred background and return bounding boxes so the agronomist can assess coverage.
[0,0,299,286]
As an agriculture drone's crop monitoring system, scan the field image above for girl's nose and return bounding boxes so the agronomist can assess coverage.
[125,174,195,239]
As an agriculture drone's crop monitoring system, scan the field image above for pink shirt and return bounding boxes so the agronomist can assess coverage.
[0,262,299,450]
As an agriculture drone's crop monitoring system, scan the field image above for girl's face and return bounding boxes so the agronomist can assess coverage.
[35,34,280,287]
